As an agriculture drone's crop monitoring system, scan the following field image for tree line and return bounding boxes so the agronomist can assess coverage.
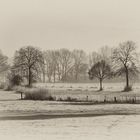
[0,40,139,91]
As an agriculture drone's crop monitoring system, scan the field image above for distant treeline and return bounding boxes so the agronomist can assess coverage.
[0,40,139,91]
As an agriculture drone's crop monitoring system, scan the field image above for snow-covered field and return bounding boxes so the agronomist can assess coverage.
[1,115,140,140]
[1,82,140,140]
[33,82,140,102]
[34,82,140,91]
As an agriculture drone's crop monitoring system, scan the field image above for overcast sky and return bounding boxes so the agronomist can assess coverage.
[0,0,140,57]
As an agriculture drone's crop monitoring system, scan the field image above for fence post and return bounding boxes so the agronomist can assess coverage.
[132,98,135,104]
[86,96,88,101]
[126,96,127,103]
[21,92,23,100]
[104,96,106,103]
[114,97,117,103]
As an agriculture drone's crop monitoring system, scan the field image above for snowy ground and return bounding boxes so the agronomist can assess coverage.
[1,115,140,140]
[34,82,140,92]
[34,82,140,102]
[1,83,140,140]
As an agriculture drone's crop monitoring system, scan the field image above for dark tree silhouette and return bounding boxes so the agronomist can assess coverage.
[13,46,44,87]
[112,41,139,91]
[88,60,112,91]
[9,74,23,86]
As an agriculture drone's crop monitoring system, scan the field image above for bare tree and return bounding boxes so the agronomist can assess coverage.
[58,49,73,81]
[13,46,44,87]
[89,46,112,69]
[43,50,53,82]
[99,46,113,63]
[0,50,9,83]
[43,50,60,83]
[55,50,62,81]
[88,60,112,91]
[40,60,46,83]
[44,49,88,82]
[112,41,139,91]
[51,50,59,83]
[0,51,9,73]
[88,51,101,69]
[72,50,87,81]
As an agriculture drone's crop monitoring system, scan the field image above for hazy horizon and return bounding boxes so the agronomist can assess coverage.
[1,0,140,57]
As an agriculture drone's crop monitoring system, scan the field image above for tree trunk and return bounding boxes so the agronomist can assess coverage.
[48,76,51,83]
[58,74,61,81]
[43,72,45,83]
[28,67,31,87]
[99,78,103,91]
[75,73,78,81]
[126,68,129,88]
[53,72,56,83]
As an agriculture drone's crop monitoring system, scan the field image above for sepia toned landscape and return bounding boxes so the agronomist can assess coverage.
[1,83,140,140]
[1,0,140,140]
[0,82,140,140]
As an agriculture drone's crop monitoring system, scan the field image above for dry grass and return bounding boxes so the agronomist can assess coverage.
[24,88,55,100]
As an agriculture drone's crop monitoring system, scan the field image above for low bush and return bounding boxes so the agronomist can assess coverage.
[57,97,63,101]
[13,86,26,93]
[65,96,77,102]
[10,74,23,86]
[57,96,89,102]
[0,82,5,89]
[123,85,132,92]
[46,95,56,101]
[4,84,13,91]
[24,88,55,100]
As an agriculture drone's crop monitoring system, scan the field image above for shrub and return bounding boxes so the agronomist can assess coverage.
[0,82,5,89]
[65,96,77,102]
[58,97,62,101]
[123,85,132,92]
[4,84,13,91]
[24,88,55,100]
[13,86,26,93]
[46,95,56,101]
[10,74,23,86]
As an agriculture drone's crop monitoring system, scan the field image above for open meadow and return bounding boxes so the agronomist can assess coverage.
[34,82,140,102]
[1,82,140,139]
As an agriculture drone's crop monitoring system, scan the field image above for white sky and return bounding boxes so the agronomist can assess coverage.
[0,0,140,57]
